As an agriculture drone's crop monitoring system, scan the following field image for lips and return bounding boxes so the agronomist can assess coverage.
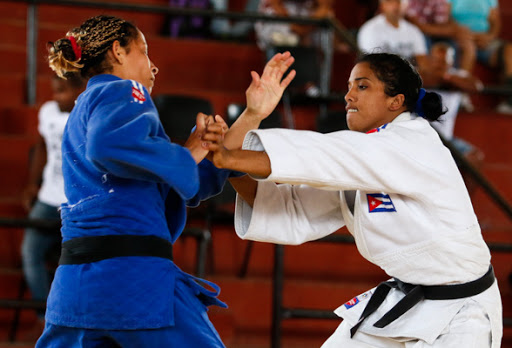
[346,106,358,113]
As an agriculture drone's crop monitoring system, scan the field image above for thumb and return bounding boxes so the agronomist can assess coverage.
[250,71,261,87]
[195,112,207,133]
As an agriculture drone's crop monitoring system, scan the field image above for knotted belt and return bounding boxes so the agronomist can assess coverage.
[59,235,173,265]
[350,265,495,337]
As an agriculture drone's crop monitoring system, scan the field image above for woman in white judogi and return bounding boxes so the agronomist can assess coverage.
[204,52,502,347]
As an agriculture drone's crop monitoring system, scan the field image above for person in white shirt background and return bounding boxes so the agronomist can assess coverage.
[202,52,502,347]
[357,0,428,65]
[21,73,85,337]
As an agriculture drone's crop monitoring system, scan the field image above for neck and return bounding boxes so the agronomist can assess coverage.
[385,15,400,28]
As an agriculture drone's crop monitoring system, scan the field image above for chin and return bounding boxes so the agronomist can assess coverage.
[346,115,359,132]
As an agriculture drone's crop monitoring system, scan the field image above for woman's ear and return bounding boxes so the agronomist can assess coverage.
[110,40,125,65]
[389,94,405,111]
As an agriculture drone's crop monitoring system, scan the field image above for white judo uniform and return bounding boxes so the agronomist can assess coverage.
[234,112,502,347]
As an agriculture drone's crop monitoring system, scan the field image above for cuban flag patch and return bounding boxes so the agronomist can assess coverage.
[367,193,396,213]
[343,296,359,309]
[131,80,146,104]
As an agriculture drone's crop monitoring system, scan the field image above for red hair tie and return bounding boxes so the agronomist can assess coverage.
[67,36,81,60]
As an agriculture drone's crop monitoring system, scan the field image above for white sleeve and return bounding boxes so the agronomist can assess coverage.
[242,125,452,198]
[235,182,345,245]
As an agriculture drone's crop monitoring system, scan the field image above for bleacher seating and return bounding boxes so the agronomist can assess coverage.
[0,1,510,347]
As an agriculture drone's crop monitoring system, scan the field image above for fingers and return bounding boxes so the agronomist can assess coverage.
[278,54,295,76]
[260,52,295,87]
[214,115,229,133]
[203,123,225,138]
[280,69,296,88]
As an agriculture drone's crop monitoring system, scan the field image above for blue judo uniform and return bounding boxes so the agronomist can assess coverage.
[37,74,231,348]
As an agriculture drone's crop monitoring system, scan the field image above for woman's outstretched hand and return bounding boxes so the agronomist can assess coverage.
[245,51,296,121]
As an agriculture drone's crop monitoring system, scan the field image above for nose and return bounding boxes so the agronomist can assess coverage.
[345,88,354,103]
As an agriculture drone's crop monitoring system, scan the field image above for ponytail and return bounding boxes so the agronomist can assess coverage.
[48,35,83,78]
[414,88,446,122]
[417,90,446,122]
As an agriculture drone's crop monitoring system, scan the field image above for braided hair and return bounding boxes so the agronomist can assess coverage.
[48,15,139,79]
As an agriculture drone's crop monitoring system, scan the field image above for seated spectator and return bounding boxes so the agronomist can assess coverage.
[448,0,512,114]
[254,0,336,50]
[21,73,85,339]
[357,0,429,67]
[164,0,213,39]
[210,0,260,40]
[405,0,475,73]
[420,42,485,194]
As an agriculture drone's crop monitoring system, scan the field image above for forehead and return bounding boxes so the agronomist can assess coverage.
[137,30,147,46]
[348,62,376,81]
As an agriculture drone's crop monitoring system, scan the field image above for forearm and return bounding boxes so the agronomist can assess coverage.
[488,13,500,39]
[443,74,483,92]
[418,22,457,38]
[223,109,263,149]
[228,175,258,207]
[28,139,47,187]
[219,149,271,179]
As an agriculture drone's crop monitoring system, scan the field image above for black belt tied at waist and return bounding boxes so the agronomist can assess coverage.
[59,235,173,265]
[350,265,495,337]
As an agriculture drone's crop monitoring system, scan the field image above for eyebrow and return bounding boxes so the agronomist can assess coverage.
[347,77,371,84]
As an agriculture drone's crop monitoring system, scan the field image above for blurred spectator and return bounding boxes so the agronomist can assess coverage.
[404,0,475,74]
[421,42,485,194]
[21,73,85,338]
[254,0,336,50]
[164,0,213,39]
[210,0,260,40]
[357,0,428,67]
[448,0,512,114]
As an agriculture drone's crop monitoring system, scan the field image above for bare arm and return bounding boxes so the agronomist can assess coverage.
[217,149,271,208]
[23,136,47,210]
[203,119,272,207]
[474,7,500,48]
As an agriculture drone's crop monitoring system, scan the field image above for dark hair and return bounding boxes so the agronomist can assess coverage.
[48,15,139,79]
[356,53,446,122]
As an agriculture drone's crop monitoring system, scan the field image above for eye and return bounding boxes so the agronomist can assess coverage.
[358,84,368,90]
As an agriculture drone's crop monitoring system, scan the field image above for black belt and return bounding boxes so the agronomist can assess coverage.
[59,235,173,265]
[350,265,495,337]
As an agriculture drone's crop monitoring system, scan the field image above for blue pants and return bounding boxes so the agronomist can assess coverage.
[35,275,226,347]
[21,200,62,317]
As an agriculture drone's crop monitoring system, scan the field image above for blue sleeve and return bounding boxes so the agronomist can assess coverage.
[186,159,233,208]
[85,80,199,200]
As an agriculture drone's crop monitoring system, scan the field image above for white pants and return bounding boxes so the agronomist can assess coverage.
[321,300,493,348]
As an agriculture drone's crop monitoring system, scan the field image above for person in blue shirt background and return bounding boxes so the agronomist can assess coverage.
[38,14,295,347]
